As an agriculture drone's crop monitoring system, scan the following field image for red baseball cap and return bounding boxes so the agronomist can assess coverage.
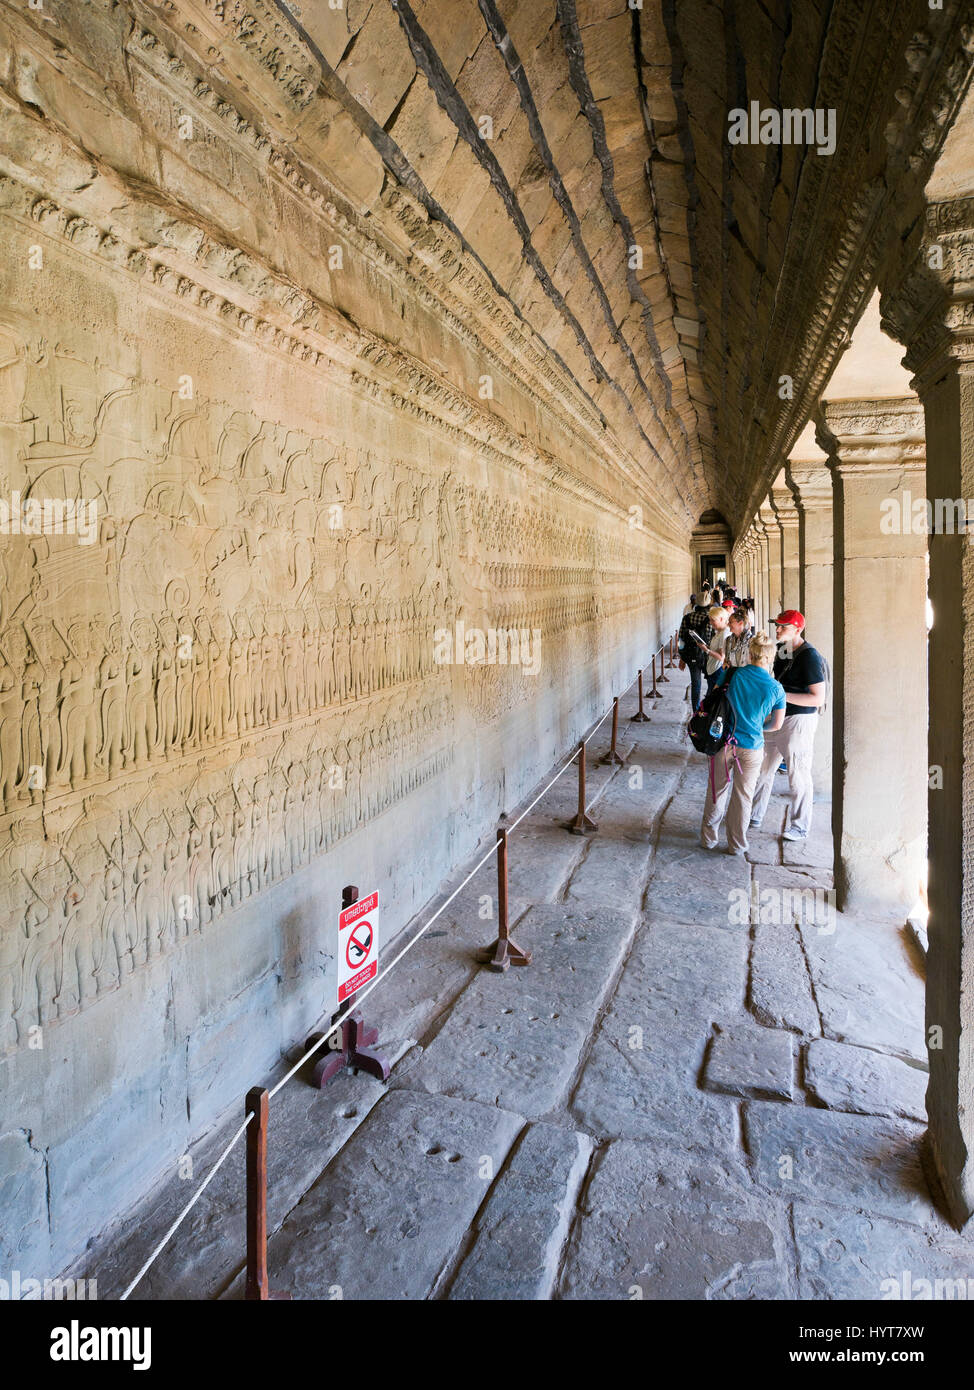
[722,599,735,609]
[773,609,805,630]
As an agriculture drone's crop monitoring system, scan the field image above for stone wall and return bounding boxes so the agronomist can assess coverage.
[0,1,689,1273]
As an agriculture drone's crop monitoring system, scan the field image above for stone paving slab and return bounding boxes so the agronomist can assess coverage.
[800,917,925,1062]
[253,1090,524,1300]
[804,1038,927,1123]
[646,868,750,931]
[611,920,749,1020]
[743,1101,936,1228]
[448,1121,592,1300]
[400,905,637,1116]
[570,1003,738,1152]
[793,1202,974,1300]
[560,1140,789,1300]
[561,761,676,911]
[563,834,655,912]
[704,1024,795,1102]
[749,920,821,1038]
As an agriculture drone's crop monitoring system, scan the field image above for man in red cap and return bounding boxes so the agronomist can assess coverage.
[748,610,828,842]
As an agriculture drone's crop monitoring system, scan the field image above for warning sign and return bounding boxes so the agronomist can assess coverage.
[337,891,379,1004]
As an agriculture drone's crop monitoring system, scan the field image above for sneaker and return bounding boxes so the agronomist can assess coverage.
[778,761,787,773]
[725,846,746,856]
[748,817,761,830]
[782,826,807,842]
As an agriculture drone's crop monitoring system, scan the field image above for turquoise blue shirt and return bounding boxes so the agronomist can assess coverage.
[715,665,786,750]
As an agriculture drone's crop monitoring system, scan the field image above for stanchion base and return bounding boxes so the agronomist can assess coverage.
[600,749,626,765]
[305,1012,391,1088]
[629,710,650,722]
[564,812,598,835]
[477,936,533,972]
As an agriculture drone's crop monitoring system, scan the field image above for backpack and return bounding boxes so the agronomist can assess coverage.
[687,669,737,756]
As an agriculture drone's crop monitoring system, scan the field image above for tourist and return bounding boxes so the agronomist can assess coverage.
[677,593,713,710]
[748,609,828,841]
[723,607,754,668]
[704,604,731,695]
[700,631,786,854]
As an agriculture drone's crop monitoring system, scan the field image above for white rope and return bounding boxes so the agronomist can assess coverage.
[120,1113,252,1300]
[116,638,676,1297]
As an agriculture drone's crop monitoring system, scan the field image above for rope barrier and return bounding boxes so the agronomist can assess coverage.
[120,1114,252,1301]
[115,635,674,1298]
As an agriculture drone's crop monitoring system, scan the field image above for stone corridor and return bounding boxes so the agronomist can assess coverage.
[81,672,973,1302]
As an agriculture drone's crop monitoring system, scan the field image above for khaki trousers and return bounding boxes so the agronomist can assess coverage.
[700,744,764,852]
[750,713,818,835]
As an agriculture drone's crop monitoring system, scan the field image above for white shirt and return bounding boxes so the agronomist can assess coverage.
[706,627,729,675]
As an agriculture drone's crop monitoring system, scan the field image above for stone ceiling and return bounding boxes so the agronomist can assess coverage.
[10,0,965,537]
[255,0,974,535]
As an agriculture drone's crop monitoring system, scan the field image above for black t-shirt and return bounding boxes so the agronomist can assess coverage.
[773,642,826,717]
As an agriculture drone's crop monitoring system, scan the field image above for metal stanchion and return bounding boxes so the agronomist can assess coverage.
[564,739,598,835]
[630,670,650,723]
[602,696,626,764]
[658,643,670,682]
[245,1087,269,1300]
[478,827,532,971]
[649,649,660,698]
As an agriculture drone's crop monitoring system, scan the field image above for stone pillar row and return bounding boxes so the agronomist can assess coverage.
[881,192,974,1228]
[814,398,927,920]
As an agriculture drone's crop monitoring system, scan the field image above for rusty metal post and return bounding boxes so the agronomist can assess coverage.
[649,649,660,698]
[565,739,598,834]
[245,1086,269,1301]
[478,827,532,971]
[630,669,650,722]
[602,696,626,763]
[658,643,670,682]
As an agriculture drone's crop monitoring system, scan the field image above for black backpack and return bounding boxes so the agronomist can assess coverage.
[687,669,737,756]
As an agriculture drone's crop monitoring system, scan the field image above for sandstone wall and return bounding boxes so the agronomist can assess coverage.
[0,0,689,1274]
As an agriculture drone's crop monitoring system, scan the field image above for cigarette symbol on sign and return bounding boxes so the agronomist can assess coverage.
[346,921,372,970]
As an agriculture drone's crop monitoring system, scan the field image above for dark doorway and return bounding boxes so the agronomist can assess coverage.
[700,553,727,588]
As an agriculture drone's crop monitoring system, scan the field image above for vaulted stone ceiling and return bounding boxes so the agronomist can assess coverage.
[263,0,972,533]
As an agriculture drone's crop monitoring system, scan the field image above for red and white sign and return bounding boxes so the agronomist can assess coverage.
[337,891,379,1004]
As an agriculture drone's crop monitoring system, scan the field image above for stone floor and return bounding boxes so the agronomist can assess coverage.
[81,671,974,1300]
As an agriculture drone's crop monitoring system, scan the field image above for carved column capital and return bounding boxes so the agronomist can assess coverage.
[770,486,800,529]
[881,196,974,392]
[785,458,832,510]
[814,396,926,473]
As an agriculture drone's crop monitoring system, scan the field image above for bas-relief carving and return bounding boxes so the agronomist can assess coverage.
[0,334,660,1051]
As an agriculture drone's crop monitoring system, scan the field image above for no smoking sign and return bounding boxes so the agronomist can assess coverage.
[337,891,379,1004]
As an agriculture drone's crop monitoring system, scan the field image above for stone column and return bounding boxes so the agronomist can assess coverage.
[815,398,927,920]
[882,194,974,1226]
[785,458,833,798]
[760,500,784,616]
[772,481,801,610]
